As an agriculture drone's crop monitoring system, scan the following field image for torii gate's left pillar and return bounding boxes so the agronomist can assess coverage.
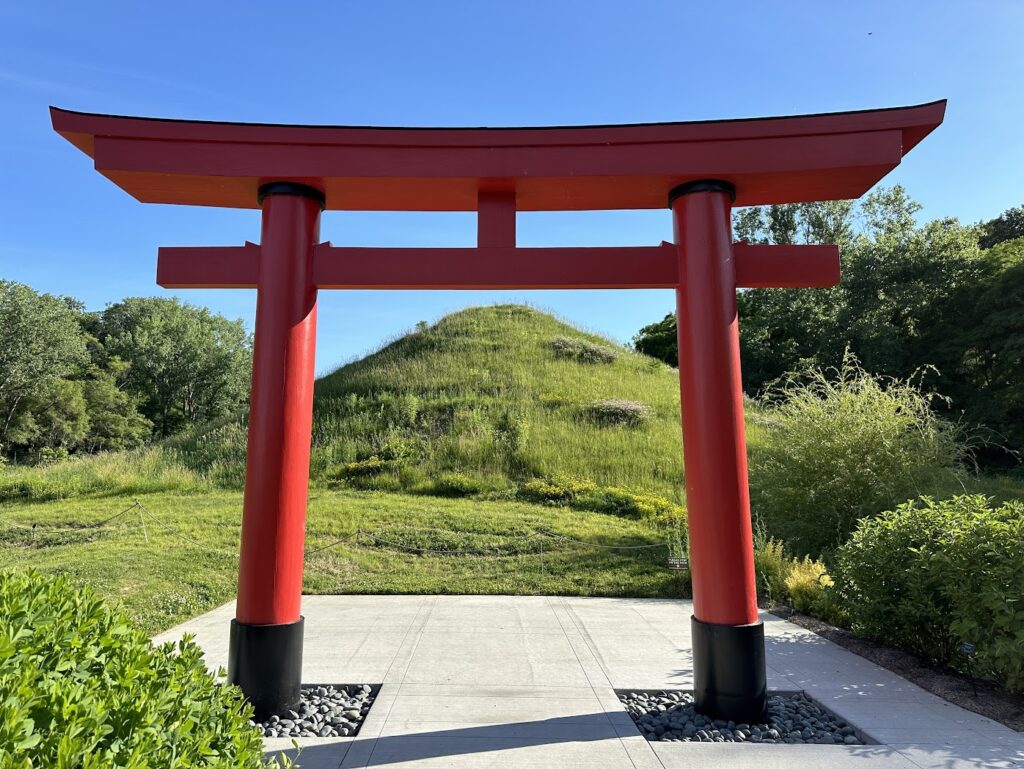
[228,182,324,719]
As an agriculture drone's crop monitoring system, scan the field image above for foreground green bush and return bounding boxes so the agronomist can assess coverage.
[834,495,1024,692]
[0,570,286,768]
[748,355,966,556]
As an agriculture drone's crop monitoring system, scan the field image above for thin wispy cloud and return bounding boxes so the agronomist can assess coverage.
[65,59,245,105]
[0,68,99,99]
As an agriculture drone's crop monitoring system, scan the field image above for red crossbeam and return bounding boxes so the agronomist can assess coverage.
[734,243,840,288]
[158,242,260,288]
[156,242,840,290]
[313,244,679,289]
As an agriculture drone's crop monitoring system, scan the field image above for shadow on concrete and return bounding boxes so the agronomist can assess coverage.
[265,712,631,768]
[264,710,1023,769]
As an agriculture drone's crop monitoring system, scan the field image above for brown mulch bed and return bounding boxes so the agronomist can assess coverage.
[766,604,1024,732]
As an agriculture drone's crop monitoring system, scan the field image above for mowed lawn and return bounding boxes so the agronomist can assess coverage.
[0,489,688,635]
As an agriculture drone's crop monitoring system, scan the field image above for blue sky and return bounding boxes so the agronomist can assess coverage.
[2,2,1022,374]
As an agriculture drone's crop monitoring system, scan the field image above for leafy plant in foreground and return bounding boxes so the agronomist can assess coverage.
[0,570,289,768]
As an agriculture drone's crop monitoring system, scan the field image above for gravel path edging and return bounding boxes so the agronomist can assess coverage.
[254,684,378,739]
[618,689,865,745]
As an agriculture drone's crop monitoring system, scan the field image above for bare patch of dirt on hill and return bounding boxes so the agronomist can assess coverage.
[766,604,1024,732]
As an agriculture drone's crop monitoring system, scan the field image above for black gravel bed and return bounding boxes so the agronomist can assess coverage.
[618,690,865,745]
[254,684,378,738]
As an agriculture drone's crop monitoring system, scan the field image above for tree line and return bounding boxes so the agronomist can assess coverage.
[634,189,1024,462]
[0,289,251,463]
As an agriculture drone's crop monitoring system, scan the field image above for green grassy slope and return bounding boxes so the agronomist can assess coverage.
[310,304,685,499]
[1,490,687,634]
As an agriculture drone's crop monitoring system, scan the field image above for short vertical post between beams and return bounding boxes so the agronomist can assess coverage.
[228,181,324,719]
[669,179,767,723]
[477,188,516,248]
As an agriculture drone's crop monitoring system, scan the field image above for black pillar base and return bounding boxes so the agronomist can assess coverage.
[691,615,767,723]
[228,617,304,720]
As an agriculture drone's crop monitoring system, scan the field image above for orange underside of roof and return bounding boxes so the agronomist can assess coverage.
[50,101,945,211]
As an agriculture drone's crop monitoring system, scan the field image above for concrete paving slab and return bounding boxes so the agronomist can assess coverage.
[342,735,638,768]
[652,742,922,768]
[264,737,351,769]
[382,694,609,724]
[159,595,1022,768]
[891,744,1024,769]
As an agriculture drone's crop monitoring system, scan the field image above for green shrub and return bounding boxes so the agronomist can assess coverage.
[586,399,651,427]
[517,476,683,524]
[519,476,597,506]
[349,471,404,493]
[549,336,619,364]
[428,472,489,497]
[336,456,389,477]
[748,355,967,556]
[753,536,791,603]
[492,410,529,453]
[785,556,833,614]
[0,570,287,768]
[751,535,832,611]
[583,485,677,518]
[834,495,1024,691]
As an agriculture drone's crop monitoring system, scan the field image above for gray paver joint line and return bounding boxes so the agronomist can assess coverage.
[546,596,653,769]
[358,596,437,769]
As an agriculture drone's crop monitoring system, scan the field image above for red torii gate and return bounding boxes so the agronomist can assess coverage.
[52,100,945,722]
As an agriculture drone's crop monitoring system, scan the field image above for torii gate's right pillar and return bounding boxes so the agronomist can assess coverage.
[671,180,767,723]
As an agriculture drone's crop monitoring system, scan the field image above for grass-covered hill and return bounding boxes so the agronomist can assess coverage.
[0,304,694,516]
[309,304,685,500]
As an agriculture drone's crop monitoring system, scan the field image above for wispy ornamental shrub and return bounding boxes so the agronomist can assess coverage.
[0,570,288,768]
[834,495,1024,692]
[587,399,651,427]
[549,336,619,364]
[751,533,833,613]
[492,409,529,453]
[748,354,967,556]
[0,447,205,503]
[752,536,791,604]
[785,556,833,614]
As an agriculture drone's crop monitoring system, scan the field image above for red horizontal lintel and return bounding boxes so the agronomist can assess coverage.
[53,101,945,211]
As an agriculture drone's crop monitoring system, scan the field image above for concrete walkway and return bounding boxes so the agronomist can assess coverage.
[156,596,1023,768]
